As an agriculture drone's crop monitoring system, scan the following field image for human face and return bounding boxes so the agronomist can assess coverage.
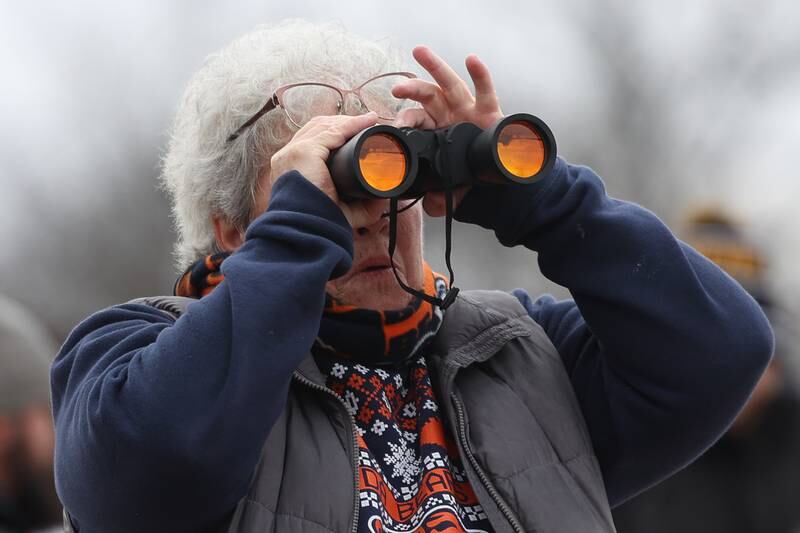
[239,80,426,311]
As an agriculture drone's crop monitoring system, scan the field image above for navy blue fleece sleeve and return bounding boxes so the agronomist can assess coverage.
[51,171,353,533]
[455,157,773,506]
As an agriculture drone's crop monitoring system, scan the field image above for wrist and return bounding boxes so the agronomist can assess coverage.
[454,157,564,242]
[260,171,350,230]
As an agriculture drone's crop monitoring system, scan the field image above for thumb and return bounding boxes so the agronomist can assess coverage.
[393,107,437,129]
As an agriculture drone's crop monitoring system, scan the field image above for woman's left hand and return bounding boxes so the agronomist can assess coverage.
[392,46,504,216]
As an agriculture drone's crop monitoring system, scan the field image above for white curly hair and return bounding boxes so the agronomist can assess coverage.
[160,19,407,270]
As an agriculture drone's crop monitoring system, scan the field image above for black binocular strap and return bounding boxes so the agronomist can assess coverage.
[386,130,460,310]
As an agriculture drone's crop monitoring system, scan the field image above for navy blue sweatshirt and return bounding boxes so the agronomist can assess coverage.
[51,158,773,532]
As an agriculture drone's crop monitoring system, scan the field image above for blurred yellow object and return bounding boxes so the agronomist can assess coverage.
[692,242,764,282]
[682,207,767,296]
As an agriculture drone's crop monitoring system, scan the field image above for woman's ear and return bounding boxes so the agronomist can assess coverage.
[212,214,244,253]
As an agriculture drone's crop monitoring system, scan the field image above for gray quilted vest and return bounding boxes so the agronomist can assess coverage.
[67,290,616,533]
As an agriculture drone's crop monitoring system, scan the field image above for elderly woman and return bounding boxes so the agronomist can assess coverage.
[51,20,772,533]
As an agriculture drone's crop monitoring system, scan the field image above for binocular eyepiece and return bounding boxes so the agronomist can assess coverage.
[328,113,556,201]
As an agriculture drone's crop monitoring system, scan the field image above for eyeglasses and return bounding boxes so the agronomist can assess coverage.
[226,72,418,142]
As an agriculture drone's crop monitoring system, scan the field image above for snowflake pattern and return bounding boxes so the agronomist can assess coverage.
[383,439,422,485]
[331,363,347,379]
[315,355,492,533]
[372,420,388,436]
[402,403,417,418]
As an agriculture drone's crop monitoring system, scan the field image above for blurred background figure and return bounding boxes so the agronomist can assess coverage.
[613,209,800,533]
[0,295,61,532]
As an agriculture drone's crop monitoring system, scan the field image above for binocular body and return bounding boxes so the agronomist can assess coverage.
[328,113,556,201]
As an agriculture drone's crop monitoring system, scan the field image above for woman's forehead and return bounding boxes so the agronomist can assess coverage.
[270,45,409,87]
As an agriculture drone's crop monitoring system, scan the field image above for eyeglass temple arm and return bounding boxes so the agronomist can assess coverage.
[226,95,279,143]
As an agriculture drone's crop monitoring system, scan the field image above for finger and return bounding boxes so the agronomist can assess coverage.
[392,80,449,123]
[300,112,376,135]
[465,54,501,114]
[392,79,450,120]
[393,107,437,129]
[294,113,346,131]
[412,46,474,106]
[296,112,377,146]
[290,115,340,141]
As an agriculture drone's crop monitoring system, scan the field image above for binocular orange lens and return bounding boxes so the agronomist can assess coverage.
[496,121,545,179]
[358,133,407,192]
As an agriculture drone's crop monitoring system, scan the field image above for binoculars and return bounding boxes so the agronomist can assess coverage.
[328,113,556,201]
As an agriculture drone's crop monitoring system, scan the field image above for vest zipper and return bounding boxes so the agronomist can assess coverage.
[292,372,360,533]
[452,393,526,533]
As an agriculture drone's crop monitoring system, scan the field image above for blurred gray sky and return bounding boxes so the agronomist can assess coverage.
[1,0,798,341]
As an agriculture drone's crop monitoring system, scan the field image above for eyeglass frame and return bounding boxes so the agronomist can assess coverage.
[226,71,418,143]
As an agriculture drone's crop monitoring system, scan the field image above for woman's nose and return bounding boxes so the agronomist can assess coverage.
[354,199,390,236]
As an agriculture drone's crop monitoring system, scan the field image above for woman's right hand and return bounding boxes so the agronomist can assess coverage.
[268,112,384,228]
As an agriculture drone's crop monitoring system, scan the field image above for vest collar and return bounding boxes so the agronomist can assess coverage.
[429,291,532,368]
[295,356,328,387]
